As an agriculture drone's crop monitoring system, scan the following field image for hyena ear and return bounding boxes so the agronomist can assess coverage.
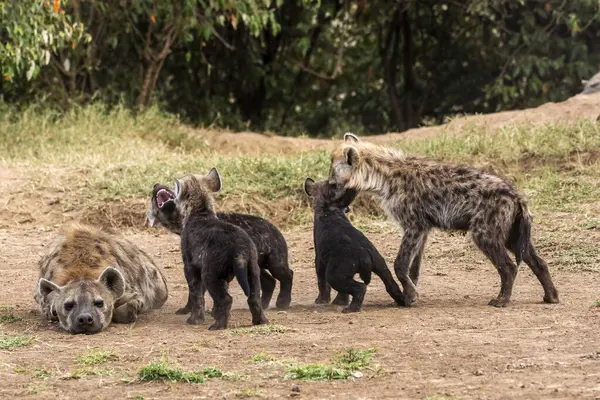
[145,209,156,228]
[98,267,125,299]
[174,179,182,199]
[304,178,315,197]
[344,132,360,143]
[206,167,222,193]
[343,146,359,167]
[38,278,62,298]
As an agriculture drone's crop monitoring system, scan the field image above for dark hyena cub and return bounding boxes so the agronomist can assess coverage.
[174,168,268,330]
[304,178,405,312]
[328,133,559,308]
[146,183,293,310]
[35,224,168,334]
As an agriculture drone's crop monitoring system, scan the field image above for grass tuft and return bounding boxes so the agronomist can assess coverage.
[0,314,22,323]
[0,336,34,350]
[76,349,117,366]
[249,353,277,363]
[284,348,377,381]
[138,360,229,384]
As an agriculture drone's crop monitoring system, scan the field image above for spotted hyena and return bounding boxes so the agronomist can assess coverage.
[328,133,559,308]
[174,168,268,330]
[146,183,293,310]
[34,224,168,334]
[304,178,405,312]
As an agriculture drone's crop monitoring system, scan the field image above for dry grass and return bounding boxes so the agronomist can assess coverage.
[1,103,599,229]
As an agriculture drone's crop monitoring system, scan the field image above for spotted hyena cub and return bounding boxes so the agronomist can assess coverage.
[304,178,405,312]
[328,133,559,308]
[34,224,168,334]
[146,183,293,310]
[174,168,268,330]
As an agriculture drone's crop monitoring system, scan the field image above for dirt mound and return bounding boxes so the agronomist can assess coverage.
[201,92,600,156]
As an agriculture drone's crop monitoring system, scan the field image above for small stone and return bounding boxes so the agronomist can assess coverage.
[519,383,525,388]
[474,369,484,376]
[291,384,300,393]
[349,320,354,325]
[351,371,363,378]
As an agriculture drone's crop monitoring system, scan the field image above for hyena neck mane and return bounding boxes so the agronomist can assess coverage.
[181,205,217,229]
[349,151,408,199]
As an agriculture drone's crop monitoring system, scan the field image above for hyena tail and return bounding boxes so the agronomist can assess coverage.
[234,258,250,297]
[511,199,532,265]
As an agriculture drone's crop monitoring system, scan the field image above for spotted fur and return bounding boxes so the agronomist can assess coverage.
[328,133,559,307]
[34,224,168,334]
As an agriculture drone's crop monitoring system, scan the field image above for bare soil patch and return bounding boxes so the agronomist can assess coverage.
[0,211,599,399]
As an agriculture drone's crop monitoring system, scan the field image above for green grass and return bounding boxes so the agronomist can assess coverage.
[138,360,230,384]
[238,388,265,398]
[0,314,22,323]
[0,336,34,350]
[1,103,599,229]
[249,353,277,363]
[284,348,377,381]
[76,349,117,366]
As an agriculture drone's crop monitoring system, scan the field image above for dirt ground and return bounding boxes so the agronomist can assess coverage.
[1,93,600,399]
[1,208,599,400]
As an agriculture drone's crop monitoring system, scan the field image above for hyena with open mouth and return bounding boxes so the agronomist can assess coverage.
[35,224,168,334]
[147,182,293,310]
[328,133,559,308]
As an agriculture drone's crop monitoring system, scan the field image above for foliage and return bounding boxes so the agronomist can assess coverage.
[0,0,87,83]
[1,1,599,135]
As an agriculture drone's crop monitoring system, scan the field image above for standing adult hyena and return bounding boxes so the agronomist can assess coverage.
[328,133,559,308]
[34,224,168,334]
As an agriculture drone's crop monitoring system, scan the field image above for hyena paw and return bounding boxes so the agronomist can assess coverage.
[488,298,509,308]
[543,293,560,304]
[186,315,205,325]
[175,306,191,315]
[332,294,350,306]
[341,305,361,313]
[113,303,139,324]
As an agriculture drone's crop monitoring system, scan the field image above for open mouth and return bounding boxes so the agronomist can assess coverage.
[156,188,175,209]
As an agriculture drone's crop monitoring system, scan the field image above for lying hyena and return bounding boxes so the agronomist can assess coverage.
[174,168,268,330]
[328,133,559,308]
[146,183,293,310]
[35,224,168,334]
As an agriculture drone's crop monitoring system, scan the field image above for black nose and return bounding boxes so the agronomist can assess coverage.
[77,313,94,327]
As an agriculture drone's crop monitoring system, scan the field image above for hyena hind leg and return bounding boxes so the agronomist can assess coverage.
[393,229,427,306]
[512,243,559,304]
[473,233,518,308]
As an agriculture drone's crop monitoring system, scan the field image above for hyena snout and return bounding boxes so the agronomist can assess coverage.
[76,313,94,328]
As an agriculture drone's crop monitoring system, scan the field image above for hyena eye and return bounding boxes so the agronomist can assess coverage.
[94,300,104,308]
[64,301,75,311]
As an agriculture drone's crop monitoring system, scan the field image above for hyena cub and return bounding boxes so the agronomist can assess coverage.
[174,168,268,330]
[329,133,559,308]
[304,178,405,312]
[147,183,293,310]
[35,224,168,334]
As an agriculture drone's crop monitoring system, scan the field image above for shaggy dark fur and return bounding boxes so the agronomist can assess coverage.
[175,169,268,330]
[304,178,405,313]
[147,183,293,310]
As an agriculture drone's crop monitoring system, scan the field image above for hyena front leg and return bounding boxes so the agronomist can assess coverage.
[113,293,145,324]
[394,228,428,306]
